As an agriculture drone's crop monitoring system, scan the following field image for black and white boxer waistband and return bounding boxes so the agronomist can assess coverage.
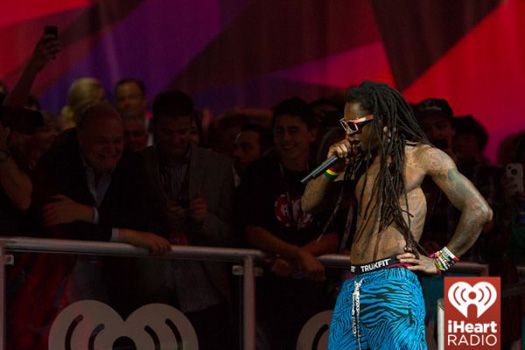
[347,255,404,275]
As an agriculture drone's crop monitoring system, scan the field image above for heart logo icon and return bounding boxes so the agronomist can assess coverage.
[49,301,198,349]
[448,281,497,318]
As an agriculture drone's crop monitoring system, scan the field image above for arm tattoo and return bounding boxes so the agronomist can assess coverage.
[424,148,492,257]
[301,175,340,213]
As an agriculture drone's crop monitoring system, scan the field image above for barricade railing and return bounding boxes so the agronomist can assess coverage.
[0,237,514,350]
[0,237,268,350]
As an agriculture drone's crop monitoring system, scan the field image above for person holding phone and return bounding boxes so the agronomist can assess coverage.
[2,29,58,349]
[0,30,59,235]
[3,30,59,109]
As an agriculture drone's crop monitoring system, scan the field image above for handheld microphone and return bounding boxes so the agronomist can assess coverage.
[300,155,339,184]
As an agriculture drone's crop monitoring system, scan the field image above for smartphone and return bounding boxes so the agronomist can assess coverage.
[44,26,58,38]
[506,163,524,195]
[0,106,44,135]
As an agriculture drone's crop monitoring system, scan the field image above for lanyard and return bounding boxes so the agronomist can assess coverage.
[278,162,309,233]
[158,157,190,205]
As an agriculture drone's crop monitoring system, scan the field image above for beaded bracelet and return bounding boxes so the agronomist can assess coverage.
[324,168,340,180]
[430,247,459,274]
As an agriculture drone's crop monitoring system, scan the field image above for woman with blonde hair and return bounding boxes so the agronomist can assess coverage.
[60,77,105,130]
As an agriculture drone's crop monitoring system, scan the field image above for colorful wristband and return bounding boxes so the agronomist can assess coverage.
[324,168,340,180]
[442,246,459,262]
[430,246,459,273]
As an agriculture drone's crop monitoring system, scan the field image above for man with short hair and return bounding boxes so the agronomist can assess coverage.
[237,97,339,349]
[302,81,492,349]
[114,78,147,115]
[141,90,235,350]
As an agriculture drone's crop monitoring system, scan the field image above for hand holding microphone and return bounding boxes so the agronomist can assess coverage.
[327,139,360,172]
[301,139,360,184]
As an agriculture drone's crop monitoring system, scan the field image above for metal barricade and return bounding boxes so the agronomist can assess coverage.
[0,237,513,350]
[0,237,269,350]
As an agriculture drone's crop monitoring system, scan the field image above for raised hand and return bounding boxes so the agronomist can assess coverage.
[4,33,61,108]
[28,34,60,72]
[327,139,359,172]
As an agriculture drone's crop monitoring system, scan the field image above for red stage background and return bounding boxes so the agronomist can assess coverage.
[1,0,524,161]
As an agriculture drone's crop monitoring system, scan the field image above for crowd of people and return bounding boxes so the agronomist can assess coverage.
[1,34,524,350]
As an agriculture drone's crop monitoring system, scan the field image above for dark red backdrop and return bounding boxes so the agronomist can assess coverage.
[1,0,524,161]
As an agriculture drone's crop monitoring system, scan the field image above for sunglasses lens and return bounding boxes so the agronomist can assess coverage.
[340,119,349,132]
[340,120,357,133]
[340,117,373,133]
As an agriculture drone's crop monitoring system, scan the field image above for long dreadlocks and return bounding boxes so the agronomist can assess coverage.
[348,81,429,258]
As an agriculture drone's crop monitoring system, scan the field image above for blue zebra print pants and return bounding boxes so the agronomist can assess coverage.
[328,267,427,350]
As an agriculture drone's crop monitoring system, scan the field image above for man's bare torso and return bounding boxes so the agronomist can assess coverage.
[350,144,429,264]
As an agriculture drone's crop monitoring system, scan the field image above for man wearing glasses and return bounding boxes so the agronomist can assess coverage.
[302,81,492,349]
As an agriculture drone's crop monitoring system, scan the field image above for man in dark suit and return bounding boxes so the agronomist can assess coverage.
[9,103,170,349]
[34,102,169,249]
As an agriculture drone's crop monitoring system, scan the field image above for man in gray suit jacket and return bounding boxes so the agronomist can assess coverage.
[140,90,234,350]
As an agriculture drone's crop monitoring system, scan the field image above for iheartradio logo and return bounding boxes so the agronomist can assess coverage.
[448,281,497,318]
[49,300,198,349]
[444,277,500,350]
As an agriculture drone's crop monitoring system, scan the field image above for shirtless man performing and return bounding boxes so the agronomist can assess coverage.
[301,81,492,349]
